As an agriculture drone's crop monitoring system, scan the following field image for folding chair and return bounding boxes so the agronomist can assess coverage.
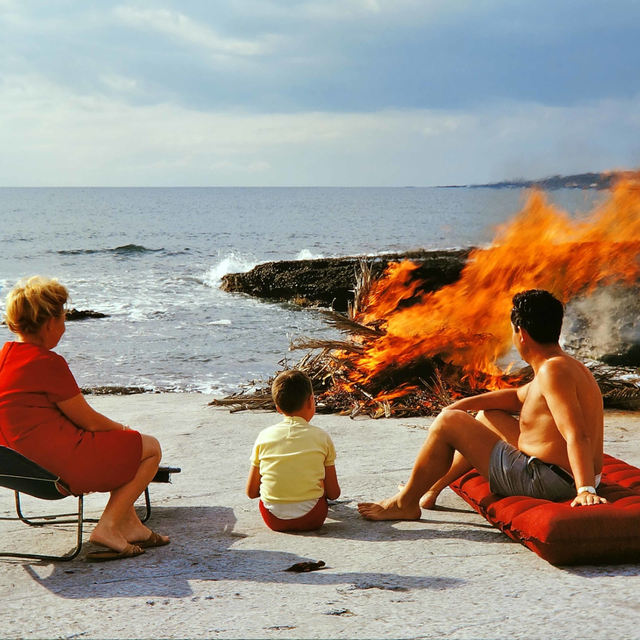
[0,446,180,561]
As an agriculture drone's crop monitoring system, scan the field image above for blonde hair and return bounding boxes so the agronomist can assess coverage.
[271,369,313,414]
[5,276,69,335]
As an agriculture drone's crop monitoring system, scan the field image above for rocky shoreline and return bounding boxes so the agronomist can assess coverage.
[81,385,151,396]
[220,248,470,311]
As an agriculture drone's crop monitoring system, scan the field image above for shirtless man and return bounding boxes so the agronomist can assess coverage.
[358,289,607,522]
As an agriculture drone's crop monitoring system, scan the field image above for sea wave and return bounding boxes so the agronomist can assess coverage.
[203,252,258,287]
[57,244,164,256]
[295,249,324,260]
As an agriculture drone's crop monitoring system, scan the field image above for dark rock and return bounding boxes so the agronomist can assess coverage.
[66,308,110,321]
[81,386,148,395]
[1,307,110,327]
[599,344,640,367]
[220,249,471,312]
[284,560,326,572]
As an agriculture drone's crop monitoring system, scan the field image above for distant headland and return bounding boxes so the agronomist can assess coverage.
[441,171,627,190]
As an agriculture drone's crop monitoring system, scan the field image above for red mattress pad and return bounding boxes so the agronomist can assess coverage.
[450,453,640,565]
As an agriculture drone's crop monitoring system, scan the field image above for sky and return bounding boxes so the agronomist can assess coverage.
[1,0,639,187]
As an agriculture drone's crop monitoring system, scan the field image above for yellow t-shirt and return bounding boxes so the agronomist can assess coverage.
[250,415,337,504]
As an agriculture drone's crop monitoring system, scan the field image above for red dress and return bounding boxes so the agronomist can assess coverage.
[0,341,142,495]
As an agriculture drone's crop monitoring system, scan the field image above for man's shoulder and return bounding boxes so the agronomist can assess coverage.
[535,352,600,402]
[538,353,584,379]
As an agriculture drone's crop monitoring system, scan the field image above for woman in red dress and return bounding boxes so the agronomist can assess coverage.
[0,276,169,561]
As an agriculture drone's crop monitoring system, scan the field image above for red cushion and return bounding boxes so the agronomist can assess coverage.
[450,454,640,565]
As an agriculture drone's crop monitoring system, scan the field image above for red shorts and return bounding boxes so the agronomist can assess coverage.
[259,496,328,532]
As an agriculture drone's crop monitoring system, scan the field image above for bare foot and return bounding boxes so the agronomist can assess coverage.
[89,522,130,553]
[398,484,440,510]
[116,509,169,546]
[121,509,154,544]
[419,490,440,509]
[357,494,422,521]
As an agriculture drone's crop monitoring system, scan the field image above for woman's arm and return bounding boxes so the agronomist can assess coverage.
[246,465,262,499]
[56,393,128,432]
[323,464,341,500]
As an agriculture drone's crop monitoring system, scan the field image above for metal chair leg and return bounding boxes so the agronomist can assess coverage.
[0,494,84,561]
[14,491,94,525]
[1,467,173,561]
[139,487,151,523]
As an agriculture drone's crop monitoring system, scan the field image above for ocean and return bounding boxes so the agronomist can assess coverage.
[0,187,601,394]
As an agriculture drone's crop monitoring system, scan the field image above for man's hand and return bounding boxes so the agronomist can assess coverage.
[570,492,608,507]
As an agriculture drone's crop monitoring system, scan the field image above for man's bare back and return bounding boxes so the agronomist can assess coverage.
[517,352,603,474]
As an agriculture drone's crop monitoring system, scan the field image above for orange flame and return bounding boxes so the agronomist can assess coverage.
[347,175,640,391]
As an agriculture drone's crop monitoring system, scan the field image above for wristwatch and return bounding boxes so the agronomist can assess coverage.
[577,485,597,495]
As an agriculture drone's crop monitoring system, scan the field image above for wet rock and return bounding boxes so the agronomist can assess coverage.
[220,249,471,312]
[66,308,110,321]
[82,386,148,395]
[1,307,109,326]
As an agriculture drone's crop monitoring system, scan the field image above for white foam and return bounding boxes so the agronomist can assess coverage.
[209,319,232,326]
[295,249,324,260]
[203,252,258,287]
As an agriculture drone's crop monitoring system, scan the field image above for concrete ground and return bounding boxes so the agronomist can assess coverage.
[1,394,640,639]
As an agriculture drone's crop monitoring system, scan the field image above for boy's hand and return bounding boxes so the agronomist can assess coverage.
[246,465,262,499]
[324,464,341,500]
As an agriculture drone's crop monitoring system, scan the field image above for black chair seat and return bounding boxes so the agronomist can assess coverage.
[0,446,71,500]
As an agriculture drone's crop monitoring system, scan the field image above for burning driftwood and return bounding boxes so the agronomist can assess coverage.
[213,174,640,417]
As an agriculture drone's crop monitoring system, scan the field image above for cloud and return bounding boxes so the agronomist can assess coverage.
[209,160,271,173]
[1,74,639,187]
[101,74,138,93]
[2,1,639,115]
[1,2,640,186]
[113,7,270,57]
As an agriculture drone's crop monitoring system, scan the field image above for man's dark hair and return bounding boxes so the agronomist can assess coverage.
[271,369,313,414]
[510,289,564,344]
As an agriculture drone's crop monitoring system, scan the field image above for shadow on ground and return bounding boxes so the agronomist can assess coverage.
[318,500,504,543]
[16,505,475,599]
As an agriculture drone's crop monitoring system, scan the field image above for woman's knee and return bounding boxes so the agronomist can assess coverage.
[140,434,162,461]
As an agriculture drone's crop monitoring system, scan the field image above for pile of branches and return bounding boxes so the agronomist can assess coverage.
[211,261,640,417]
[590,364,640,411]
[210,347,468,418]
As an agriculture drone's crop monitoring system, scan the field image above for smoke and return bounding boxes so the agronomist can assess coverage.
[564,286,640,365]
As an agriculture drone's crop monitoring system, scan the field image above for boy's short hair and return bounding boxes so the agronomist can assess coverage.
[272,370,313,414]
[510,289,564,344]
[5,276,69,336]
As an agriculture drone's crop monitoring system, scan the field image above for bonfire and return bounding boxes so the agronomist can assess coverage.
[214,174,640,417]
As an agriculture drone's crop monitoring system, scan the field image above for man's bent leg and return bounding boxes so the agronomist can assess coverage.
[417,451,472,508]
[477,409,520,445]
[417,409,520,508]
[358,410,501,521]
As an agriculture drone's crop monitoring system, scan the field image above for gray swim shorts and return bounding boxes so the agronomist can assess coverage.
[488,440,577,502]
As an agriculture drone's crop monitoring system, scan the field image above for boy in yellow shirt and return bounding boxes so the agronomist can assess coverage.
[246,370,341,532]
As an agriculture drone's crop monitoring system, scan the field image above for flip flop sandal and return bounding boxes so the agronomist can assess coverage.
[133,531,171,549]
[86,543,145,562]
